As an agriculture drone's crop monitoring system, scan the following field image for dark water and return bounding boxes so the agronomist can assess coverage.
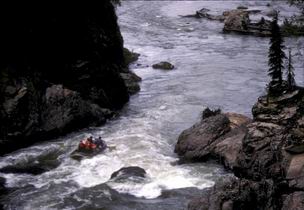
[0,1,303,209]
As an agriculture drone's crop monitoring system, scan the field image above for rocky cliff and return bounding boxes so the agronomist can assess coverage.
[176,88,304,210]
[0,2,140,155]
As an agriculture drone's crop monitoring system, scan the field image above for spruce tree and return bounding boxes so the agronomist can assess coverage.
[268,13,286,94]
[286,50,296,91]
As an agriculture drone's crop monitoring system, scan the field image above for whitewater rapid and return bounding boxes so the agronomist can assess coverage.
[1,1,303,209]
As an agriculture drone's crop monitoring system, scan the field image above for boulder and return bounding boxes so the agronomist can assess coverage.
[152,62,175,70]
[123,48,140,66]
[175,113,231,160]
[120,72,142,95]
[0,146,62,175]
[223,9,271,36]
[184,7,272,37]
[175,110,250,168]
[110,166,146,182]
[223,10,250,32]
[237,6,248,10]
[41,85,111,135]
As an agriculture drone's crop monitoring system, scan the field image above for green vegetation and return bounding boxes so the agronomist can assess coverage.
[268,15,286,94]
[286,50,296,91]
[282,17,304,36]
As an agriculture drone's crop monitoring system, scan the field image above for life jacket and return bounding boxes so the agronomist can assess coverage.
[79,139,97,150]
[79,140,87,148]
[90,143,97,149]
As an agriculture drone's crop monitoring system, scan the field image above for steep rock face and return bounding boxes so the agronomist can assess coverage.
[0,2,139,155]
[183,89,304,210]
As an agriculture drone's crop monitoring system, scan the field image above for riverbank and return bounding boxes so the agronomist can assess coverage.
[176,88,304,209]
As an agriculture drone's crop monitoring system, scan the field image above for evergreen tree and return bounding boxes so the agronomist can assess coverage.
[268,13,286,94]
[286,49,296,91]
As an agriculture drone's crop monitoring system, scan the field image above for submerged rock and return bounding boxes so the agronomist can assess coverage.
[237,6,248,10]
[110,166,147,181]
[152,62,175,70]
[0,147,62,175]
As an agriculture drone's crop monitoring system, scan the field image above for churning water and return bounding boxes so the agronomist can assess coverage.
[1,1,303,209]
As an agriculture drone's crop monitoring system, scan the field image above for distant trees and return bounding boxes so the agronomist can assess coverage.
[268,14,286,94]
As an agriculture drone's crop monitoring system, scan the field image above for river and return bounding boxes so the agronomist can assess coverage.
[0,1,303,209]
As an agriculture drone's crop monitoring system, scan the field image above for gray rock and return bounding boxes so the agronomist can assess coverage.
[152,61,175,70]
[120,72,141,95]
[123,48,140,66]
[183,89,304,209]
[175,111,250,169]
[110,166,146,182]
[175,113,231,160]
[42,84,111,134]
[223,10,250,32]
[237,6,248,10]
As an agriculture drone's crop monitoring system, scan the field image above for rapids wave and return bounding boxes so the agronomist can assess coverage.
[1,1,303,209]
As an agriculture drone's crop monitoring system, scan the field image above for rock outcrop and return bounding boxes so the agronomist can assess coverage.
[0,2,140,155]
[183,8,272,37]
[175,109,251,169]
[177,88,304,210]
